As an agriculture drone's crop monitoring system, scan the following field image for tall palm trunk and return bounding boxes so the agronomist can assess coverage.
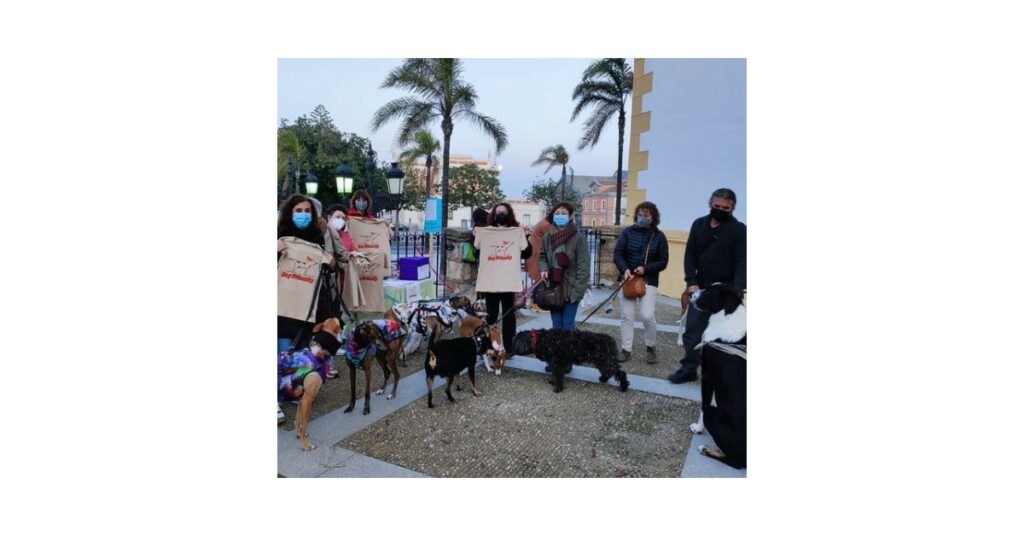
[425,154,433,198]
[615,105,625,225]
[559,164,567,199]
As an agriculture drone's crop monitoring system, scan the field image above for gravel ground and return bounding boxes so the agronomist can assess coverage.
[338,367,699,477]
[573,323,687,380]
[279,349,427,432]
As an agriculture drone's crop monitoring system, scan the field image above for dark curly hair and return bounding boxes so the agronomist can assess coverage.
[633,201,660,227]
[278,194,321,237]
[545,202,576,224]
[488,202,519,227]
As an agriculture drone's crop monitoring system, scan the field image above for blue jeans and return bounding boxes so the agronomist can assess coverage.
[550,300,580,331]
[278,338,292,354]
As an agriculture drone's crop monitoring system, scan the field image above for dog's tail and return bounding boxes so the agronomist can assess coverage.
[616,370,629,392]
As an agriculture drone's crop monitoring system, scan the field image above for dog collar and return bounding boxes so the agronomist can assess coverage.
[530,329,538,354]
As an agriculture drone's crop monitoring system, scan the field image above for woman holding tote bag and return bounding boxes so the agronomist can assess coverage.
[613,202,669,364]
[538,202,590,330]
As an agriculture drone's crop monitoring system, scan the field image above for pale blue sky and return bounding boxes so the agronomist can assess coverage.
[277,58,633,200]
[277,58,747,228]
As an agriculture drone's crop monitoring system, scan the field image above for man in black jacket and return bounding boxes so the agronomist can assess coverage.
[668,188,747,383]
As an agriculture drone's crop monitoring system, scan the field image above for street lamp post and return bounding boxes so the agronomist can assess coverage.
[385,161,405,235]
[334,160,355,206]
[303,168,319,196]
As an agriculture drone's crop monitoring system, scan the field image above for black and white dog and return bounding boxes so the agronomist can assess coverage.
[509,329,629,393]
[687,284,747,469]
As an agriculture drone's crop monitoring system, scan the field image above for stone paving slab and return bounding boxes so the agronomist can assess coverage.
[681,434,747,478]
[318,450,429,478]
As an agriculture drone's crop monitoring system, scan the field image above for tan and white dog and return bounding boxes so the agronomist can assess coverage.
[459,315,507,375]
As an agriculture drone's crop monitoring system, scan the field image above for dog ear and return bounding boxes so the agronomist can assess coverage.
[312,321,324,333]
[722,288,742,315]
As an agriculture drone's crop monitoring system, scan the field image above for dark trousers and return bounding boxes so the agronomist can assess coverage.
[680,302,711,371]
[700,347,746,469]
[485,292,517,349]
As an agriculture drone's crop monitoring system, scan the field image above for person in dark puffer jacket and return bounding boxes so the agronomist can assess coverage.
[613,202,669,364]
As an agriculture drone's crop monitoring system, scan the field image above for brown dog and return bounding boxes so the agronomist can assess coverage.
[344,320,406,415]
[459,315,507,375]
[290,318,342,451]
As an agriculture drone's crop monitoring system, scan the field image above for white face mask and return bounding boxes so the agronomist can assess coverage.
[329,218,346,231]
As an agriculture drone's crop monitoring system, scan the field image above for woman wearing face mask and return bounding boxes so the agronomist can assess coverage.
[538,202,590,330]
[277,194,334,422]
[613,202,669,364]
[347,190,375,219]
[475,202,532,348]
[278,195,336,351]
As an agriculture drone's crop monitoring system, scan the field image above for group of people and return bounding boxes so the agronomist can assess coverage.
[468,187,745,387]
[277,186,746,423]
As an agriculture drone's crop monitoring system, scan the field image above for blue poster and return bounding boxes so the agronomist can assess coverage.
[424,196,441,233]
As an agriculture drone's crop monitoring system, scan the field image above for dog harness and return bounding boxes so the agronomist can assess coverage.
[530,328,539,354]
[343,319,405,367]
[391,302,461,335]
[278,348,327,401]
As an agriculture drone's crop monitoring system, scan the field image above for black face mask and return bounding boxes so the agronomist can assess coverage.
[710,208,731,222]
[495,212,509,225]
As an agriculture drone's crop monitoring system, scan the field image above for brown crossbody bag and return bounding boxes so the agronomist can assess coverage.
[622,233,653,299]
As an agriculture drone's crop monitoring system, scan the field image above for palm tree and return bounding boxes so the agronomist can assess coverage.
[371,59,509,243]
[571,58,633,225]
[531,144,575,201]
[398,130,441,199]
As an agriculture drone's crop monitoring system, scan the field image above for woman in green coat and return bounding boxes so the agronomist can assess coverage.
[538,202,591,330]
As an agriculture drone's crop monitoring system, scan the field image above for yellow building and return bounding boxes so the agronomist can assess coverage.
[625,58,747,299]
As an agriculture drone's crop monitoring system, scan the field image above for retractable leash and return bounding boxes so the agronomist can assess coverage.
[576,278,627,327]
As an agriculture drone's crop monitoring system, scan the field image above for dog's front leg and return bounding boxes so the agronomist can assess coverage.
[552,371,565,393]
[444,376,456,402]
[387,346,401,400]
[426,373,435,408]
[468,367,481,397]
[689,411,705,434]
[297,373,322,451]
[363,363,372,415]
[483,353,494,373]
[344,365,357,413]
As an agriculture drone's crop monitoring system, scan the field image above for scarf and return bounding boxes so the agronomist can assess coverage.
[549,220,577,249]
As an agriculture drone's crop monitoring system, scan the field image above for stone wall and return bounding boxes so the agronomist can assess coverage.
[442,227,477,293]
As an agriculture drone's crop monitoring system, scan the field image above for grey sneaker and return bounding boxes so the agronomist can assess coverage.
[645,346,657,364]
[618,349,632,363]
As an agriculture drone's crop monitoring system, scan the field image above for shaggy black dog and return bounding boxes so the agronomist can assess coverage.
[509,329,629,393]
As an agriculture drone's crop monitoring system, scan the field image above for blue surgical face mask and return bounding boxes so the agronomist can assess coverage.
[292,212,312,229]
[553,214,570,227]
[355,199,368,211]
[637,216,651,228]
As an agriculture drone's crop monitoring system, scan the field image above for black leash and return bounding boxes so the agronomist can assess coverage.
[576,279,627,326]
[288,264,328,353]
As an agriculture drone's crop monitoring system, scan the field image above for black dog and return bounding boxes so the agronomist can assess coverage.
[423,330,490,408]
[509,329,629,393]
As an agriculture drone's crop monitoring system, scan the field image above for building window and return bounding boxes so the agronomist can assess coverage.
[601,199,606,210]
[461,220,469,229]
[592,219,597,226]
[523,213,531,225]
